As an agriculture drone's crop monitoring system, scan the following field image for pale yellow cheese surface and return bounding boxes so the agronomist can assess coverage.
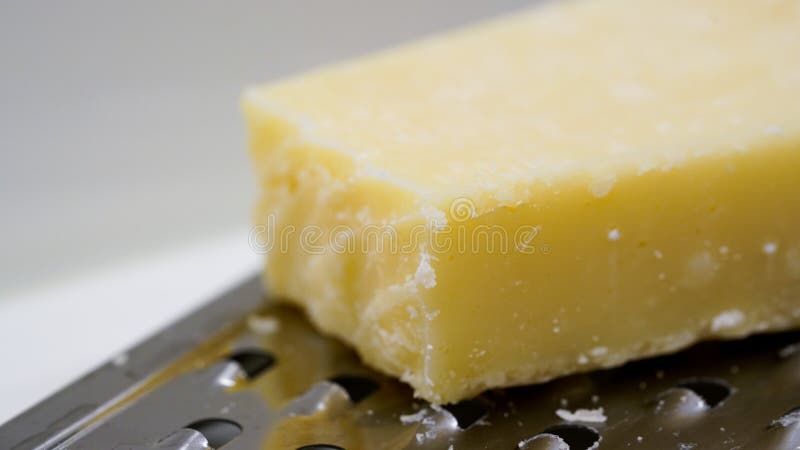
[245,0,800,403]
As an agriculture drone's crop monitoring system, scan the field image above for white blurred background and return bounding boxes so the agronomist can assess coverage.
[0,0,529,423]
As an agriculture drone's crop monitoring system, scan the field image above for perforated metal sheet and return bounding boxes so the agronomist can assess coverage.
[3,275,800,450]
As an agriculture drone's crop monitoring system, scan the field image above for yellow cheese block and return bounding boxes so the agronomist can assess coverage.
[244,0,800,403]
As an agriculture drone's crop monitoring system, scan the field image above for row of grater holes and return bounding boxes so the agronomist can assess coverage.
[178,349,279,448]
[180,347,795,450]
[175,348,385,449]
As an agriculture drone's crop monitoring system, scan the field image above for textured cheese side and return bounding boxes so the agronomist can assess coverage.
[244,0,800,403]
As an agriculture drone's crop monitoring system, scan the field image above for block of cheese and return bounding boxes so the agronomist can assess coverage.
[244,0,800,403]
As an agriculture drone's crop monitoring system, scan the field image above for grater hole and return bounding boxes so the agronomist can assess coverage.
[443,397,492,429]
[538,424,601,450]
[770,406,800,428]
[185,418,241,448]
[517,433,571,450]
[296,445,345,450]
[676,378,731,408]
[229,349,275,379]
[328,375,379,403]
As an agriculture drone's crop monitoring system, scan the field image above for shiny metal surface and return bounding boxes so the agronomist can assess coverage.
[3,275,800,449]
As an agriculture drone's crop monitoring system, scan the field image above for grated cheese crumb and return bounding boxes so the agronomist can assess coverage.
[400,408,429,424]
[555,407,607,423]
[247,314,280,335]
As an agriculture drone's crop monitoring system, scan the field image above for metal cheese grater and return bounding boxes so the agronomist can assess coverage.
[3,275,800,450]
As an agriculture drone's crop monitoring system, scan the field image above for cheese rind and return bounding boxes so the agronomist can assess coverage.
[245,0,800,403]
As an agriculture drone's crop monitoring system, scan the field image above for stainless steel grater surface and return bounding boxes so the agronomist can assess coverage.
[3,274,800,450]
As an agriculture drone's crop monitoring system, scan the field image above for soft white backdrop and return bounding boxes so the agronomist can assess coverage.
[0,0,529,423]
